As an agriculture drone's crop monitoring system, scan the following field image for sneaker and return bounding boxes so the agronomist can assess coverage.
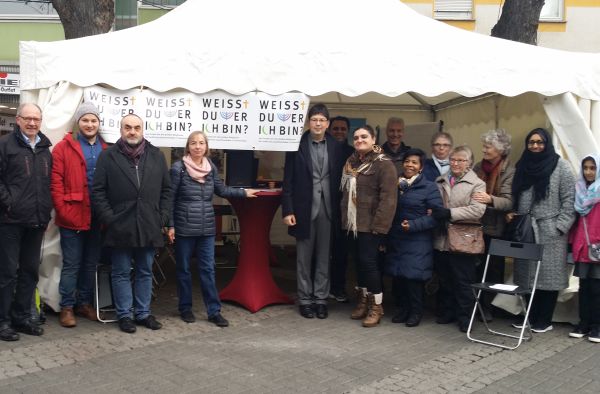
[118,317,137,334]
[511,321,526,329]
[532,324,553,333]
[569,325,590,339]
[208,313,229,327]
[135,315,162,330]
[180,311,196,323]
[588,327,600,343]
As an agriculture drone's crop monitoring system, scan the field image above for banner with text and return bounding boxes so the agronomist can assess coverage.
[83,87,309,151]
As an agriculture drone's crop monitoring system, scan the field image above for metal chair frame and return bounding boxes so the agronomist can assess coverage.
[467,239,544,350]
[94,264,117,323]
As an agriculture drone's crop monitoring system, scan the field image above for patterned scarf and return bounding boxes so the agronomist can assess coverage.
[398,173,420,195]
[575,154,600,216]
[182,155,212,184]
[340,146,387,236]
[116,137,146,165]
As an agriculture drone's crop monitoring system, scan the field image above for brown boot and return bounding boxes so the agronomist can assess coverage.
[59,307,76,328]
[75,304,98,321]
[362,293,384,327]
[351,287,368,320]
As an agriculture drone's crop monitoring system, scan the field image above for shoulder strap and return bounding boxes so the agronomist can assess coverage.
[583,216,592,245]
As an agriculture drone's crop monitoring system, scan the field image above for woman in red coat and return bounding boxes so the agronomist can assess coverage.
[569,154,600,342]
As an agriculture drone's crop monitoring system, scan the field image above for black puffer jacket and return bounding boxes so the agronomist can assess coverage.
[169,159,245,237]
[0,131,52,227]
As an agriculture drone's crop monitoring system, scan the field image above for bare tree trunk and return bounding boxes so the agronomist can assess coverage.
[52,0,114,39]
[491,0,546,45]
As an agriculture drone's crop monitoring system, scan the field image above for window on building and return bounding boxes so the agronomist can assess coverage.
[540,0,564,22]
[115,0,137,30]
[140,0,187,7]
[433,0,473,20]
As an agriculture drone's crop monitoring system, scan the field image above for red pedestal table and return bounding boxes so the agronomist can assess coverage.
[219,190,293,312]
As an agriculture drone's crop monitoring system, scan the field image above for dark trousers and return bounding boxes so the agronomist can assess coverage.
[436,251,477,324]
[395,277,425,315]
[0,224,45,326]
[348,232,383,294]
[330,226,349,296]
[527,289,559,328]
[578,278,600,329]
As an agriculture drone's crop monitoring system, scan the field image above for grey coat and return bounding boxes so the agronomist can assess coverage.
[513,158,576,291]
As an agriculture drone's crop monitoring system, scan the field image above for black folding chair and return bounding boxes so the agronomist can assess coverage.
[467,239,544,350]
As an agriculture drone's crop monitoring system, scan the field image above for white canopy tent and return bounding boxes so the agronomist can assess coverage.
[19,0,600,160]
[17,0,600,313]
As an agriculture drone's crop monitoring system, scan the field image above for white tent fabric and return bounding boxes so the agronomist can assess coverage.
[20,0,600,101]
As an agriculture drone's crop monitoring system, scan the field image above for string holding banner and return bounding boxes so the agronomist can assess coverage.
[83,87,310,151]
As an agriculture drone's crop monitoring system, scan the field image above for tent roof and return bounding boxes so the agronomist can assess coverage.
[19,0,600,103]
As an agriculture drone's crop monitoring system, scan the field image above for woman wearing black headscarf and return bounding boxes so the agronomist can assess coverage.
[509,128,575,333]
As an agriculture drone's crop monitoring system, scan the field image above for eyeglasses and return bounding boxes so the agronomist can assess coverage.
[310,117,328,123]
[527,140,545,147]
[18,116,42,123]
[449,158,468,164]
[432,143,452,148]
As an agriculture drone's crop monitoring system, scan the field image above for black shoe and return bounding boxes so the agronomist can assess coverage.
[299,305,314,319]
[208,313,229,327]
[405,313,422,327]
[135,315,162,330]
[436,315,455,324]
[13,320,44,336]
[315,304,328,319]
[119,317,137,333]
[458,320,470,333]
[569,325,590,338]
[0,325,19,341]
[180,311,196,323]
[391,309,409,324]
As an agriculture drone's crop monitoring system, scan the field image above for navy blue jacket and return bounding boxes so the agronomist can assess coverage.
[385,174,443,280]
[422,158,442,182]
[169,159,245,237]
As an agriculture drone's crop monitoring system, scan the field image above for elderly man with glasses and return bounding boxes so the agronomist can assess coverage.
[0,103,53,341]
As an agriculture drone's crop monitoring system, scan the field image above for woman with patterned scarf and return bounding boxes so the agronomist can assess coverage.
[568,154,600,342]
[340,125,397,327]
[472,129,515,321]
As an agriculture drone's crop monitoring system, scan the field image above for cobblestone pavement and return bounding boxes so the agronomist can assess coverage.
[1,250,598,393]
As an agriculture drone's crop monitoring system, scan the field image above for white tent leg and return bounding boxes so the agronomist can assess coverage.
[592,100,600,143]
[541,93,600,170]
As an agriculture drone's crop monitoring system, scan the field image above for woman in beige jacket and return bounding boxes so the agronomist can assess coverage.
[432,145,486,332]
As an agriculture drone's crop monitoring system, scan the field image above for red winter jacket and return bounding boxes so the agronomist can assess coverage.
[569,203,600,263]
[51,132,107,230]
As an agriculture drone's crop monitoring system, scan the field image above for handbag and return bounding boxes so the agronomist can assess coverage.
[582,216,600,262]
[504,200,535,243]
[447,223,485,254]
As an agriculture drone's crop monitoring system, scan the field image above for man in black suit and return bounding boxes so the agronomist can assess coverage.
[282,104,343,319]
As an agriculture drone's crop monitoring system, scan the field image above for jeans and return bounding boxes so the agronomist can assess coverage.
[110,247,155,320]
[58,224,102,308]
[175,235,221,318]
[0,224,45,325]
